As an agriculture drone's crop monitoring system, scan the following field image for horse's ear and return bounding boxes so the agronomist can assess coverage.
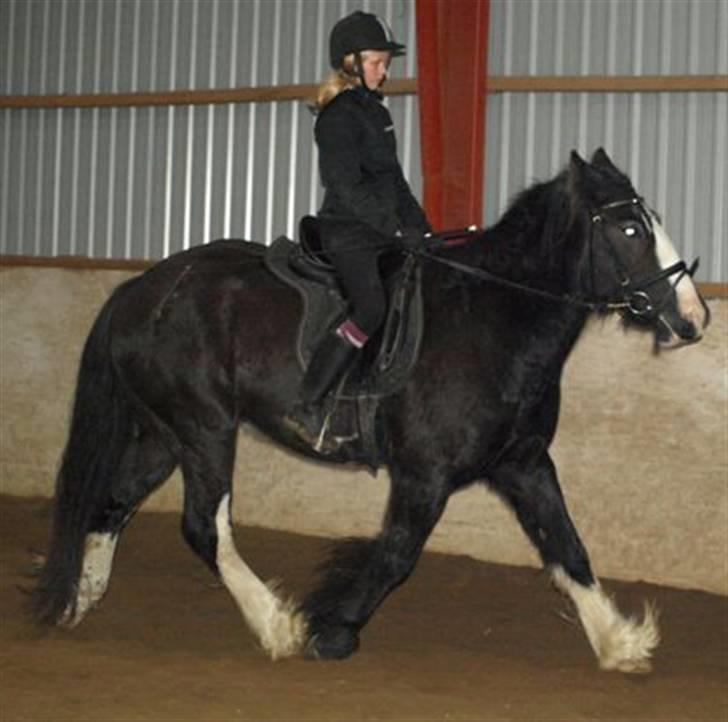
[591,147,617,170]
[569,150,588,184]
[569,150,587,171]
[567,151,591,210]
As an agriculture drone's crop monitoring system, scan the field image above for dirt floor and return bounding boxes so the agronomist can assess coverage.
[1,495,726,722]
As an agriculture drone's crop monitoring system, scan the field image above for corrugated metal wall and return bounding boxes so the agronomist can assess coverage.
[1,0,726,281]
[485,0,727,282]
[0,0,420,259]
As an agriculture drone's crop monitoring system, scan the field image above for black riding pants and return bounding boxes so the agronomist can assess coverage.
[319,218,390,338]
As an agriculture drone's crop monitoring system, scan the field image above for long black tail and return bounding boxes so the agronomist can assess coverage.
[32,281,137,625]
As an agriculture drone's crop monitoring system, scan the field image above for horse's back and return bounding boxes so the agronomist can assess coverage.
[105,238,299,411]
[149,238,268,274]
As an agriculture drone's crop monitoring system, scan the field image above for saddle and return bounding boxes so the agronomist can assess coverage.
[265,216,424,467]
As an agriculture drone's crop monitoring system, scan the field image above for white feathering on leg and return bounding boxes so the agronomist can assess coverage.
[552,566,660,673]
[214,494,306,659]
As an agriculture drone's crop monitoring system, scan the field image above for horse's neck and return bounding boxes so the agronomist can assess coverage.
[470,176,573,287]
[434,176,590,364]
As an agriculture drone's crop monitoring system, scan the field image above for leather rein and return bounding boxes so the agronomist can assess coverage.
[417,199,699,319]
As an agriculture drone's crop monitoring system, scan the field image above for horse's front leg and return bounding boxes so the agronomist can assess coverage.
[491,445,659,673]
[302,464,449,660]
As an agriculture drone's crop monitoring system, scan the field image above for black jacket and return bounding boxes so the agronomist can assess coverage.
[315,86,430,240]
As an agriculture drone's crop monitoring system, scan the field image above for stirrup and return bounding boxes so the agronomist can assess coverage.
[283,401,337,453]
[314,408,334,452]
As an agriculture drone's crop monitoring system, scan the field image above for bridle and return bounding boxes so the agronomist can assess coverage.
[587,196,698,320]
[418,198,699,320]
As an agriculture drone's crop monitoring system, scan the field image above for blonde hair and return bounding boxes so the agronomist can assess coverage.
[312,54,360,113]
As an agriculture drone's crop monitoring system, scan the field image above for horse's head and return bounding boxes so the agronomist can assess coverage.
[568,148,710,349]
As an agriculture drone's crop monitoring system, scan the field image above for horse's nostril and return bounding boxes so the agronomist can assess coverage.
[658,320,702,348]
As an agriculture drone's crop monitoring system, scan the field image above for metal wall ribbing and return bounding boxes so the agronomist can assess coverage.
[1,0,726,281]
[485,0,727,282]
[0,0,420,259]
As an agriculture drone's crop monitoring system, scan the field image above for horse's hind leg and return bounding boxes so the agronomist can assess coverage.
[177,430,305,659]
[302,464,449,659]
[491,448,659,673]
[64,429,177,626]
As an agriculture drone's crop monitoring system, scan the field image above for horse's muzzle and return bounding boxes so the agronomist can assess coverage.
[655,310,705,349]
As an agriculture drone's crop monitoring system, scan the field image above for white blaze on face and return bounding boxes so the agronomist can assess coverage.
[649,210,707,333]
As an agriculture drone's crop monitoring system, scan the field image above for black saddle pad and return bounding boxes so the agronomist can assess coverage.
[264,236,423,400]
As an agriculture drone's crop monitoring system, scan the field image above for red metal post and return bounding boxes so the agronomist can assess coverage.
[415,0,444,230]
[415,0,490,230]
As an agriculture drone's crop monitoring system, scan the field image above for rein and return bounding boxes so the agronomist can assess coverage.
[418,201,698,318]
[416,249,619,312]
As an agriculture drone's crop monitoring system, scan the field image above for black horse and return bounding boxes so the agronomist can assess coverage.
[33,149,708,673]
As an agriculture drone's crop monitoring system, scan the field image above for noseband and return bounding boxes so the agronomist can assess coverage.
[589,197,699,320]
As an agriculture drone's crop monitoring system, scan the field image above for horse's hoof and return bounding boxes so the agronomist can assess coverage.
[305,624,360,660]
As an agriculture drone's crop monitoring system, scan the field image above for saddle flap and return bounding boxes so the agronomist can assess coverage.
[264,236,347,369]
[265,235,423,394]
[356,255,423,397]
[265,235,424,468]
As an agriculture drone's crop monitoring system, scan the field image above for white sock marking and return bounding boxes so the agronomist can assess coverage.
[214,494,305,659]
[552,566,660,673]
[62,532,118,627]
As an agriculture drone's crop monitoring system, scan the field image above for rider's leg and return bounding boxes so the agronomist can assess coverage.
[286,231,387,448]
[301,327,360,405]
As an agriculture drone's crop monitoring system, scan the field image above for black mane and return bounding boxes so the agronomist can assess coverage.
[440,156,639,297]
[437,170,574,294]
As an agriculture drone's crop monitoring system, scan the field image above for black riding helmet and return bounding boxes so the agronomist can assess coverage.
[329,11,406,71]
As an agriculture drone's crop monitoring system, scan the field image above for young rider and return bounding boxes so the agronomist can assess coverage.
[285,10,431,447]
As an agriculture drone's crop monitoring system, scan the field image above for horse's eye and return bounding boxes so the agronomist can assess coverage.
[622,224,640,238]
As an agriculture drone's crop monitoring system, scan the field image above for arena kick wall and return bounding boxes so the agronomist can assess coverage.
[1,266,726,595]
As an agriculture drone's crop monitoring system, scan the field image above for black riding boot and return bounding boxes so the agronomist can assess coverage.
[284,331,357,449]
